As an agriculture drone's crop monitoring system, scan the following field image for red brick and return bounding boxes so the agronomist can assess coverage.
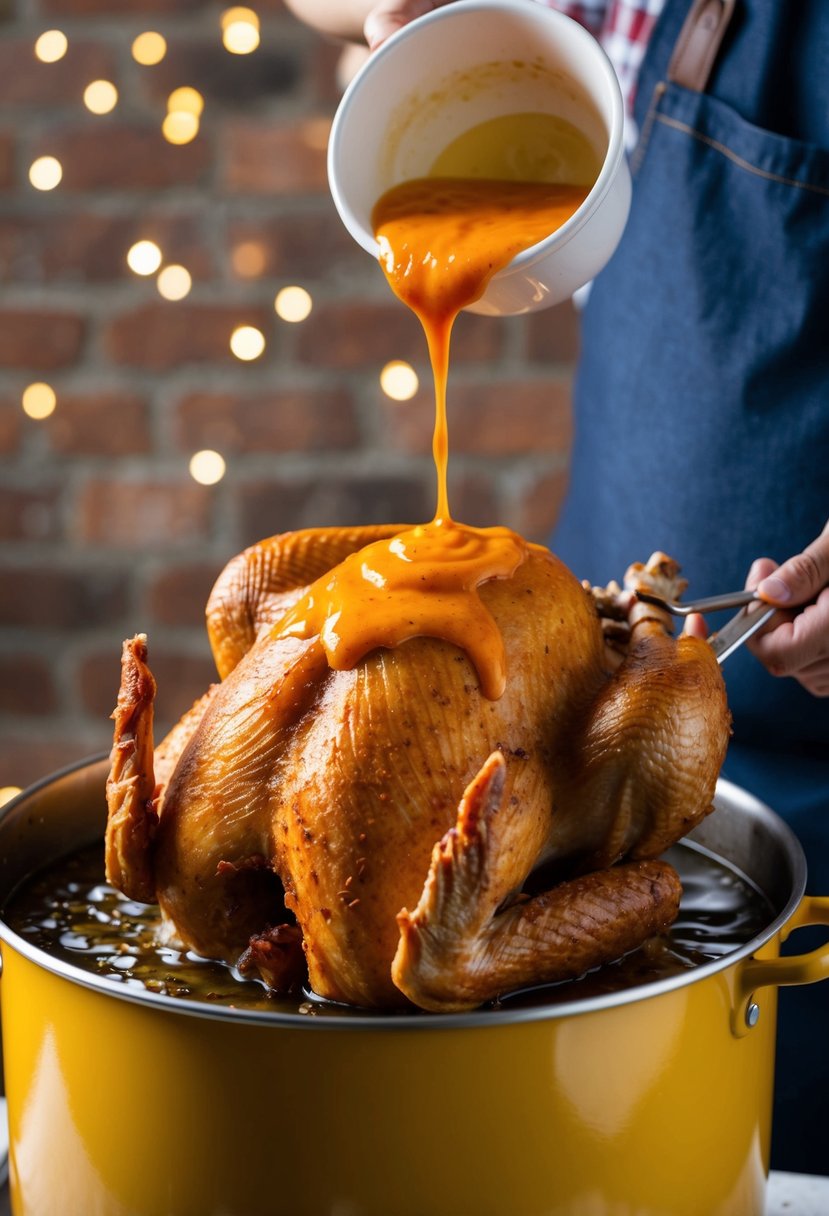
[235,475,432,546]
[41,0,203,14]
[505,468,570,545]
[385,378,572,457]
[0,211,212,284]
[145,563,220,628]
[104,303,272,369]
[173,389,358,454]
[79,646,216,731]
[76,480,212,549]
[43,392,152,457]
[33,124,211,191]
[446,471,502,529]
[139,40,301,108]
[0,735,108,791]
[525,299,582,365]
[0,41,117,105]
[294,302,502,370]
[0,654,58,716]
[0,309,85,370]
[0,486,61,542]
[0,131,13,191]
[227,208,363,280]
[0,567,128,629]
[221,118,329,194]
[0,398,22,454]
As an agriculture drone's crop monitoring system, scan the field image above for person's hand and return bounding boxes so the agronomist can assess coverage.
[744,520,829,697]
[364,0,457,49]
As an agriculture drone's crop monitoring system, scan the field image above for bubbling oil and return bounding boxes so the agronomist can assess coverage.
[4,840,773,1018]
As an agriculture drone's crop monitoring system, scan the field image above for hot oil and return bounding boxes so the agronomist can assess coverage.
[5,840,774,1017]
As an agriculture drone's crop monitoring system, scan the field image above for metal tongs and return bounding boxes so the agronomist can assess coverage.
[635,588,777,664]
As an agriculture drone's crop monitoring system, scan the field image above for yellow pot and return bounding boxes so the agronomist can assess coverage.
[1,758,828,1216]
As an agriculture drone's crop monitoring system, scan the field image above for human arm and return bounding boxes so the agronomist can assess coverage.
[745,520,829,697]
[282,0,456,47]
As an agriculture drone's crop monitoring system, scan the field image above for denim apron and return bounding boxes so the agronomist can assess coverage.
[551,0,829,1173]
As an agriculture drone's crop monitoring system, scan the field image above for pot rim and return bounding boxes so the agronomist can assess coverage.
[0,754,807,1033]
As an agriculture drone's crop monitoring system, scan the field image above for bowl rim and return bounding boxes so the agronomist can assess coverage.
[326,0,628,269]
[0,756,807,1033]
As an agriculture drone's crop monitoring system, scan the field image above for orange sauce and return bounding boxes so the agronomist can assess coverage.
[275,174,589,698]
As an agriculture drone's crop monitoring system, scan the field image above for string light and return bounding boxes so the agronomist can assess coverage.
[0,787,22,808]
[231,241,267,278]
[22,383,57,420]
[167,87,204,117]
[275,286,313,323]
[162,111,199,145]
[132,32,167,66]
[127,240,163,276]
[221,7,261,54]
[230,325,266,361]
[83,80,118,115]
[34,30,68,63]
[189,450,226,485]
[29,156,63,191]
[380,360,419,401]
[157,265,192,301]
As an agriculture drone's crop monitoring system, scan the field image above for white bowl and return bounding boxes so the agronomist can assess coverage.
[327,0,631,316]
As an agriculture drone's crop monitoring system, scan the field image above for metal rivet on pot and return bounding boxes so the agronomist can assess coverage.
[745,1001,760,1028]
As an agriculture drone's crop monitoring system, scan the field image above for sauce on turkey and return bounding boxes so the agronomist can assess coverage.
[275,150,590,697]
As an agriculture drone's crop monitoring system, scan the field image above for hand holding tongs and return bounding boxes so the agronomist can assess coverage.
[635,588,777,663]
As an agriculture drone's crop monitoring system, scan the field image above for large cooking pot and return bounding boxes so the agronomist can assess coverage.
[0,757,828,1216]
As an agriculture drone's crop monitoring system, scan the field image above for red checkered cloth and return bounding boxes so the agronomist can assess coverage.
[540,0,666,124]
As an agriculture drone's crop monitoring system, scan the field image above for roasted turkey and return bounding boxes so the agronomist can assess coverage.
[106,526,730,1012]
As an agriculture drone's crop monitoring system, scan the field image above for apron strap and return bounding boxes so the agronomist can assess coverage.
[667,0,737,93]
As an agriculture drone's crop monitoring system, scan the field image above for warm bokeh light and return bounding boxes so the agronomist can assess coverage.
[167,87,204,117]
[189,449,227,485]
[380,360,420,401]
[162,111,199,145]
[230,325,266,361]
[35,30,68,63]
[0,787,22,809]
[275,285,313,323]
[157,264,192,301]
[22,382,57,420]
[301,117,332,152]
[132,31,167,66]
[231,240,267,278]
[29,156,62,191]
[83,80,118,115]
[127,240,163,276]
[221,7,261,54]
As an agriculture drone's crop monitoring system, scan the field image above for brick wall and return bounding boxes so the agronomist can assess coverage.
[0,0,579,790]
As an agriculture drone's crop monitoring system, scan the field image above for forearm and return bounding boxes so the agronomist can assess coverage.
[282,0,376,43]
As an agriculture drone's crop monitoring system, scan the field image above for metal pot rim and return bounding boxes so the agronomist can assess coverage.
[0,755,806,1032]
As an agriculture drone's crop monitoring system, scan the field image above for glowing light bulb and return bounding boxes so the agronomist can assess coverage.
[35,30,68,63]
[167,87,204,117]
[189,449,226,485]
[230,325,266,361]
[132,32,167,66]
[222,7,261,54]
[380,360,419,401]
[22,383,57,420]
[157,265,192,301]
[0,787,22,808]
[231,241,267,278]
[127,240,163,276]
[29,156,62,191]
[83,80,118,115]
[162,111,199,145]
[275,285,313,323]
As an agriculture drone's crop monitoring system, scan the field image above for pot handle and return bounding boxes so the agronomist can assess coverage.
[731,895,829,1037]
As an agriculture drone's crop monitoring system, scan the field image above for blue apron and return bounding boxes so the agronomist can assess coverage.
[551,0,829,1174]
